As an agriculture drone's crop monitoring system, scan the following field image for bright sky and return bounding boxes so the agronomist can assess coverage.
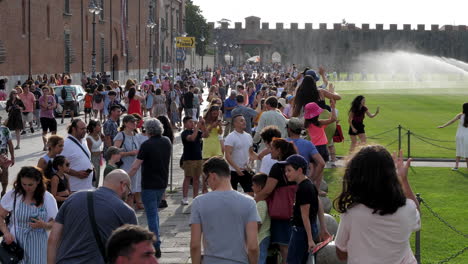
[193,0,468,29]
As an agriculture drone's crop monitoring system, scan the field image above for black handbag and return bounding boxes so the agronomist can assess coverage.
[0,193,24,263]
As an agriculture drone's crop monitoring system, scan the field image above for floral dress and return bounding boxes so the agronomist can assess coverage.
[152,95,167,117]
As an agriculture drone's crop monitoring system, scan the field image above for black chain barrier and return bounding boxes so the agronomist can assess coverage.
[423,246,467,264]
[367,127,398,139]
[410,132,456,143]
[411,133,457,151]
[420,199,467,238]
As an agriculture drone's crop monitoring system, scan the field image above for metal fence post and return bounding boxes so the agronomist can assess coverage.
[415,193,422,264]
[398,125,402,151]
[407,130,411,158]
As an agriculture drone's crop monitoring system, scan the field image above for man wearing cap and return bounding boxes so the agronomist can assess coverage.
[286,117,325,189]
[279,154,330,263]
[223,90,238,137]
[142,75,154,88]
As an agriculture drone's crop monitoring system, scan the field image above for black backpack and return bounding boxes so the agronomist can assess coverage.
[61,87,68,100]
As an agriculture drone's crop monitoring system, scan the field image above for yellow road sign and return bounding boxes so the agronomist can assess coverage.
[176,37,195,48]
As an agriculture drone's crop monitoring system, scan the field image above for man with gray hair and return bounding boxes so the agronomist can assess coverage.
[128,118,172,259]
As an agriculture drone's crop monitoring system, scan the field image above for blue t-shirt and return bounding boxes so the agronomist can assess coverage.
[287,138,318,163]
[224,98,238,118]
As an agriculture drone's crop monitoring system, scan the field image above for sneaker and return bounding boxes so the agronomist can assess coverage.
[155,248,161,258]
[181,198,189,205]
[158,199,168,208]
[20,130,26,135]
[14,146,20,150]
[30,127,34,133]
[452,167,458,171]
[61,119,64,124]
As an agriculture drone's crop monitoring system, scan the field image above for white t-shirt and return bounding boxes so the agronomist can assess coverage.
[259,154,277,175]
[224,130,253,171]
[335,199,420,264]
[61,135,94,191]
[1,190,58,238]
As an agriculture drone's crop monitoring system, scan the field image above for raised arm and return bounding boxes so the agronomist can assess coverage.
[438,113,462,128]
[366,106,380,118]
[320,89,341,101]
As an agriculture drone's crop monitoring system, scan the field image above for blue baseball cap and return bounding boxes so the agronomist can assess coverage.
[305,70,320,82]
[279,154,308,172]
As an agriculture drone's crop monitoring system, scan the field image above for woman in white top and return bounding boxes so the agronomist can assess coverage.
[0,166,58,264]
[438,102,468,170]
[114,115,143,210]
[334,146,420,264]
[86,120,103,187]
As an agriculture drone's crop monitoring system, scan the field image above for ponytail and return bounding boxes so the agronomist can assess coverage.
[271,139,297,161]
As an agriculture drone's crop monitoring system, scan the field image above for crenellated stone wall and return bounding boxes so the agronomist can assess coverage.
[208,16,468,71]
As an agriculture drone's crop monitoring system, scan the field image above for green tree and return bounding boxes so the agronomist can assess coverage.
[185,0,210,56]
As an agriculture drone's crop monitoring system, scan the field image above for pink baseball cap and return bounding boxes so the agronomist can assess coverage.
[304,102,323,119]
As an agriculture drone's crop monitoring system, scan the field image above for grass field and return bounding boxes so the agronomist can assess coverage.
[324,167,468,264]
[330,80,468,158]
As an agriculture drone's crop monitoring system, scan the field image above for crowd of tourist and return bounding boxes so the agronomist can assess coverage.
[0,64,429,264]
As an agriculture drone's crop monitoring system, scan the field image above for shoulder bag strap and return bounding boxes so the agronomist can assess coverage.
[68,136,90,159]
[87,191,107,262]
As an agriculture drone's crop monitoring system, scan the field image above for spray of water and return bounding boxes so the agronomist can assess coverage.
[354,51,468,77]
[338,51,468,94]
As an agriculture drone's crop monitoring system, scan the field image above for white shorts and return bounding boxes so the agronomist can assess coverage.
[22,112,34,123]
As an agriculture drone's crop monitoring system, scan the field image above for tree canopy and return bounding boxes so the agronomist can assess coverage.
[185,0,210,55]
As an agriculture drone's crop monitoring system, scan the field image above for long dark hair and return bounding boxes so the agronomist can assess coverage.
[463,102,468,128]
[87,119,101,134]
[13,167,48,206]
[157,115,174,143]
[349,95,365,115]
[128,87,136,100]
[334,145,406,215]
[292,75,320,117]
[304,116,320,128]
[271,139,297,161]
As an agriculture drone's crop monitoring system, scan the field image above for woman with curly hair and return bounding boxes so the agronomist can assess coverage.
[334,146,419,263]
[348,95,380,152]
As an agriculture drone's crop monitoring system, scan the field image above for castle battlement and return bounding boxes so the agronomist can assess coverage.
[208,17,466,31]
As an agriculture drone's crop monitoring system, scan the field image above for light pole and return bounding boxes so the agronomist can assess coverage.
[213,40,218,69]
[229,44,233,66]
[200,36,205,71]
[222,42,227,66]
[88,0,102,78]
[146,18,156,72]
[234,44,239,66]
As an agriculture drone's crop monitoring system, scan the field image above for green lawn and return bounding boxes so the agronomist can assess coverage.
[330,80,468,158]
[324,167,468,264]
